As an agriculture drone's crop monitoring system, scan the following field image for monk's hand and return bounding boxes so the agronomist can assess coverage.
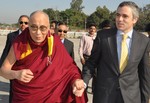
[72,79,85,97]
[15,69,34,83]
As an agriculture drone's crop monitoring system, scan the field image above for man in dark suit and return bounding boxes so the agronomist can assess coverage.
[74,1,150,103]
[0,15,29,103]
[0,15,29,66]
[56,22,74,59]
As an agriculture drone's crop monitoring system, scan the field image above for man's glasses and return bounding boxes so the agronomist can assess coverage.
[20,21,28,25]
[58,29,67,33]
[30,24,48,32]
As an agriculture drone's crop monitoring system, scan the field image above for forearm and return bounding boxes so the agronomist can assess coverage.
[0,68,17,80]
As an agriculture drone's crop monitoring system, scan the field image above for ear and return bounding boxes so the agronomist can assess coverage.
[133,17,138,24]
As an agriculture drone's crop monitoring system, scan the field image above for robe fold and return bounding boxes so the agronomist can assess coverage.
[11,28,87,103]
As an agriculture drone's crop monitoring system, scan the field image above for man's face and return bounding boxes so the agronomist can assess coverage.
[88,26,96,35]
[115,6,138,33]
[19,17,29,31]
[57,25,68,40]
[29,13,49,44]
[50,23,56,34]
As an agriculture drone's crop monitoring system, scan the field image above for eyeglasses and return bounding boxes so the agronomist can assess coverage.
[58,29,67,33]
[20,21,28,25]
[30,24,48,32]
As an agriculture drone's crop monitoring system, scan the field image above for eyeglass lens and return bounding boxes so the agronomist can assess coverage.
[20,21,28,25]
[30,25,47,32]
[58,29,67,33]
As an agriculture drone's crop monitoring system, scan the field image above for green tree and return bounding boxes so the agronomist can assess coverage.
[135,4,150,31]
[43,8,60,21]
[70,0,84,12]
[87,6,111,28]
[60,9,87,29]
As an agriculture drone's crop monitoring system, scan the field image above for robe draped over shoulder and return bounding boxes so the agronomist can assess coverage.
[11,28,87,103]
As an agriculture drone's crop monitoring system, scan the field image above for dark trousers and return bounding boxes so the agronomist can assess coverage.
[83,54,97,93]
[9,80,12,103]
[93,89,124,103]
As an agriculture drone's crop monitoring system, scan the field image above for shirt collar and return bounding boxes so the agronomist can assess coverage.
[87,33,97,37]
[19,29,22,34]
[117,29,133,39]
[61,39,64,43]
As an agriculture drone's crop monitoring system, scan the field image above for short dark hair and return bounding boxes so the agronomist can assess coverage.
[51,20,57,24]
[100,20,111,29]
[18,15,29,22]
[57,21,67,26]
[88,23,96,28]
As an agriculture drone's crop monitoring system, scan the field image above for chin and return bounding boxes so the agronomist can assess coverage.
[117,27,124,31]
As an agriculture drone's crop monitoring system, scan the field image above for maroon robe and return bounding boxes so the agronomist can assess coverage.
[11,28,87,103]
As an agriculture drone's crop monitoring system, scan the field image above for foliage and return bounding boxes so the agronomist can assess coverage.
[70,0,84,12]
[135,4,150,31]
[86,6,111,28]
[43,8,60,22]
[1,2,149,31]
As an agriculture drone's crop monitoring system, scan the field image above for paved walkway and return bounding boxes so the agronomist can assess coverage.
[0,36,93,103]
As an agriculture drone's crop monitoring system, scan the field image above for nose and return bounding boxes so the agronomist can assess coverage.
[37,29,42,34]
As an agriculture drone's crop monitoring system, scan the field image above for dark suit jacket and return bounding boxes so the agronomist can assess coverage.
[63,38,74,59]
[82,28,150,103]
[0,30,19,67]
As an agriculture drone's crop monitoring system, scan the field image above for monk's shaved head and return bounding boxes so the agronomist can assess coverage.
[29,10,50,28]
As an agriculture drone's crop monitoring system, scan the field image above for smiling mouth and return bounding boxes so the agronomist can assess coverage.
[118,23,124,26]
[36,37,41,40]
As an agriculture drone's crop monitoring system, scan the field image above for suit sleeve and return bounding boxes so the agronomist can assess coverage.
[82,33,101,85]
[0,34,12,67]
[71,42,74,59]
[139,40,150,103]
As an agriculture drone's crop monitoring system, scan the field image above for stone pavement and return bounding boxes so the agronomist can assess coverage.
[0,36,93,103]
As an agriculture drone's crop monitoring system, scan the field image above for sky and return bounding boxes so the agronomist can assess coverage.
[0,0,149,24]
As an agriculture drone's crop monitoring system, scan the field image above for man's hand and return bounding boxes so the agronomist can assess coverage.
[72,79,85,97]
[80,58,85,65]
[15,69,34,83]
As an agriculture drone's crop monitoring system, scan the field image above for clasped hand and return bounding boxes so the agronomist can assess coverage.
[15,69,34,83]
[72,79,85,97]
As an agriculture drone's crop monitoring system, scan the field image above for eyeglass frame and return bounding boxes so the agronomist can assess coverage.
[19,21,28,25]
[58,29,67,33]
[29,24,48,32]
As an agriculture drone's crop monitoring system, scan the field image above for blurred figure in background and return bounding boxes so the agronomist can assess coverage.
[0,15,29,66]
[78,23,97,93]
[99,19,112,30]
[50,20,57,35]
[56,22,74,59]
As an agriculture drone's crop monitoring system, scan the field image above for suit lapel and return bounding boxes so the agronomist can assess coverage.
[127,31,140,65]
[108,29,120,74]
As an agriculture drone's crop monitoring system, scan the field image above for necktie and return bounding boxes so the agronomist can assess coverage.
[120,34,128,73]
